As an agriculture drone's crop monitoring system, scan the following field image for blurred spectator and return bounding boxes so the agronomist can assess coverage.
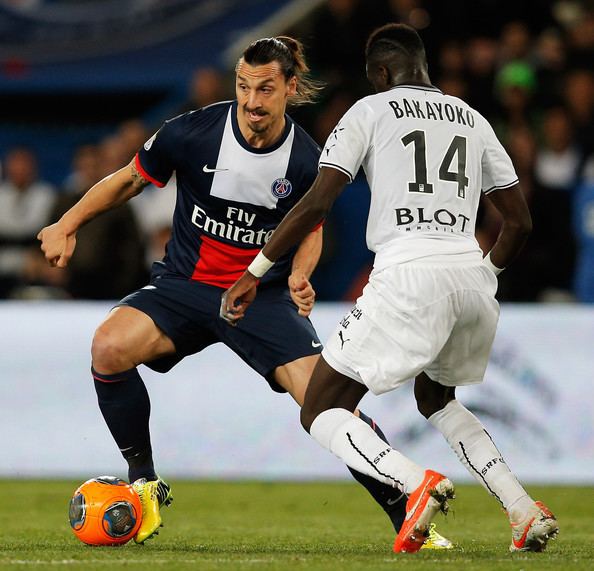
[129,177,176,271]
[465,36,499,118]
[27,141,148,300]
[533,28,567,107]
[385,0,431,31]
[0,147,55,297]
[535,106,580,192]
[311,90,356,146]
[438,40,465,77]
[436,40,468,99]
[530,106,578,297]
[563,68,594,156]
[308,0,373,94]
[98,133,130,176]
[494,61,539,139]
[436,74,468,99]
[565,8,594,69]
[119,122,176,271]
[117,119,150,164]
[573,157,594,302]
[177,67,228,115]
[62,143,103,195]
[51,140,146,300]
[484,126,540,301]
[499,21,533,64]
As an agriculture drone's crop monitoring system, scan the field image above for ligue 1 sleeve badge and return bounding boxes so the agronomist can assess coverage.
[271,178,293,198]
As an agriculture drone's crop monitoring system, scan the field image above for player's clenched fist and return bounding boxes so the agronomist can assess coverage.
[37,221,77,268]
[289,273,316,317]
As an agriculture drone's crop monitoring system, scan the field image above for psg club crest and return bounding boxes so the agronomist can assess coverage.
[271,178,292,198]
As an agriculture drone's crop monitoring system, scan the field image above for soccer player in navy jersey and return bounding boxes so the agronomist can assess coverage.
[38,36,451,548]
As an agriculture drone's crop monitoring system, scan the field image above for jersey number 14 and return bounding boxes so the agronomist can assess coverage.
[402,130,469,199]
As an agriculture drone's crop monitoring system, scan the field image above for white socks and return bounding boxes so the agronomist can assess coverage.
[428,399,533,520]
[310,408,425,494]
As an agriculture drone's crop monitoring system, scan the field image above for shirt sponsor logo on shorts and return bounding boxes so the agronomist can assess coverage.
[271,178,292,198]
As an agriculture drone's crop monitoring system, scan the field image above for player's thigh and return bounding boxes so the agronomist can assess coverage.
[273,353,319,406]
[426,288,499,386]
[429,263,499,384]
[92,306,176,368]
[322,294,448,395]
[300,356,368,432]
[325,262,493,394]
[218,286,322,394]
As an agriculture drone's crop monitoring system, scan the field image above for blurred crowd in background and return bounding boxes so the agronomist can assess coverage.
[1,0,593,303]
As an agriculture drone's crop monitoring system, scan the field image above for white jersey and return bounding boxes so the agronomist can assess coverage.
[320,84,518,270]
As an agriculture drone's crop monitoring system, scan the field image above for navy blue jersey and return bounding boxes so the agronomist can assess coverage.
[136,101,321,288]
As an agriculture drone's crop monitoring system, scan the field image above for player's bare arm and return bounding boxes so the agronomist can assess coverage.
[484,183,532,270]
[289,226,323,317]
[221,167,348,322]
[37,159,151,268]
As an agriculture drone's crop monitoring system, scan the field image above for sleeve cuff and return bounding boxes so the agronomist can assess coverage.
[318,162,354,183]
[134,154,167,188]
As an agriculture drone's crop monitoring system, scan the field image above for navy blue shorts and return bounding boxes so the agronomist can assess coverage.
[117,266,322,392]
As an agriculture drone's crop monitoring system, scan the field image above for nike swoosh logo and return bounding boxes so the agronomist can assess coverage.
[405,480,432,521]
[203,165,229,173]
[512,515,536,549]
[311,341,322,348]
[386,497,401,506]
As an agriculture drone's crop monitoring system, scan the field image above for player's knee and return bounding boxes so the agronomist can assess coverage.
[416,394,438,418]
[300,405,316,434]
[415,374,455,418]
[416,391,454,419]
[91,325,130,374]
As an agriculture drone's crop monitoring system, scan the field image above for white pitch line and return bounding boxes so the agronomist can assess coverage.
[2,558,273,565]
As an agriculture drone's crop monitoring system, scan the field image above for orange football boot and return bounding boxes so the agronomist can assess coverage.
[393,470,455,553]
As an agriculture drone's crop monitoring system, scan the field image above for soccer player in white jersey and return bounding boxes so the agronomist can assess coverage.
[222,24,559,553]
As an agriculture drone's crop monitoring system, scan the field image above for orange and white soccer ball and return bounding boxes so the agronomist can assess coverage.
[68,476,142,546]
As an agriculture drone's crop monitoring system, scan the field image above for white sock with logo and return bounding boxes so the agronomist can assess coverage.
[428,400,533,520]
[310,408,425,494]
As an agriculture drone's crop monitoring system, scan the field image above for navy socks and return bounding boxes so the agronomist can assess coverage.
[92,366,157,483]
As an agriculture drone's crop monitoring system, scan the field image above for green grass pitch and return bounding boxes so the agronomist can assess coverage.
[0,480,592,570]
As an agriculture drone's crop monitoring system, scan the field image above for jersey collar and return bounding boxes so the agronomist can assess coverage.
[390,83,443,94]
[231,100,293,154]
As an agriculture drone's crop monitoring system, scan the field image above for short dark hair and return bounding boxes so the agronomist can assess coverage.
[365,23,426,63]
[240,36,323,106]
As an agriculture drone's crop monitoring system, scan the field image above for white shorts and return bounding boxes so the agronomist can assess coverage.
[322,262,500,394]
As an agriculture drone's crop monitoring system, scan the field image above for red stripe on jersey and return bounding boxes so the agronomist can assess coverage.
[134,154,167,188]
[192,235,260,288]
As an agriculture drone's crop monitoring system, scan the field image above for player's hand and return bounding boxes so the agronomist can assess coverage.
[289,272,316,317]
[37,222,77,268]
[220,271,259,326]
